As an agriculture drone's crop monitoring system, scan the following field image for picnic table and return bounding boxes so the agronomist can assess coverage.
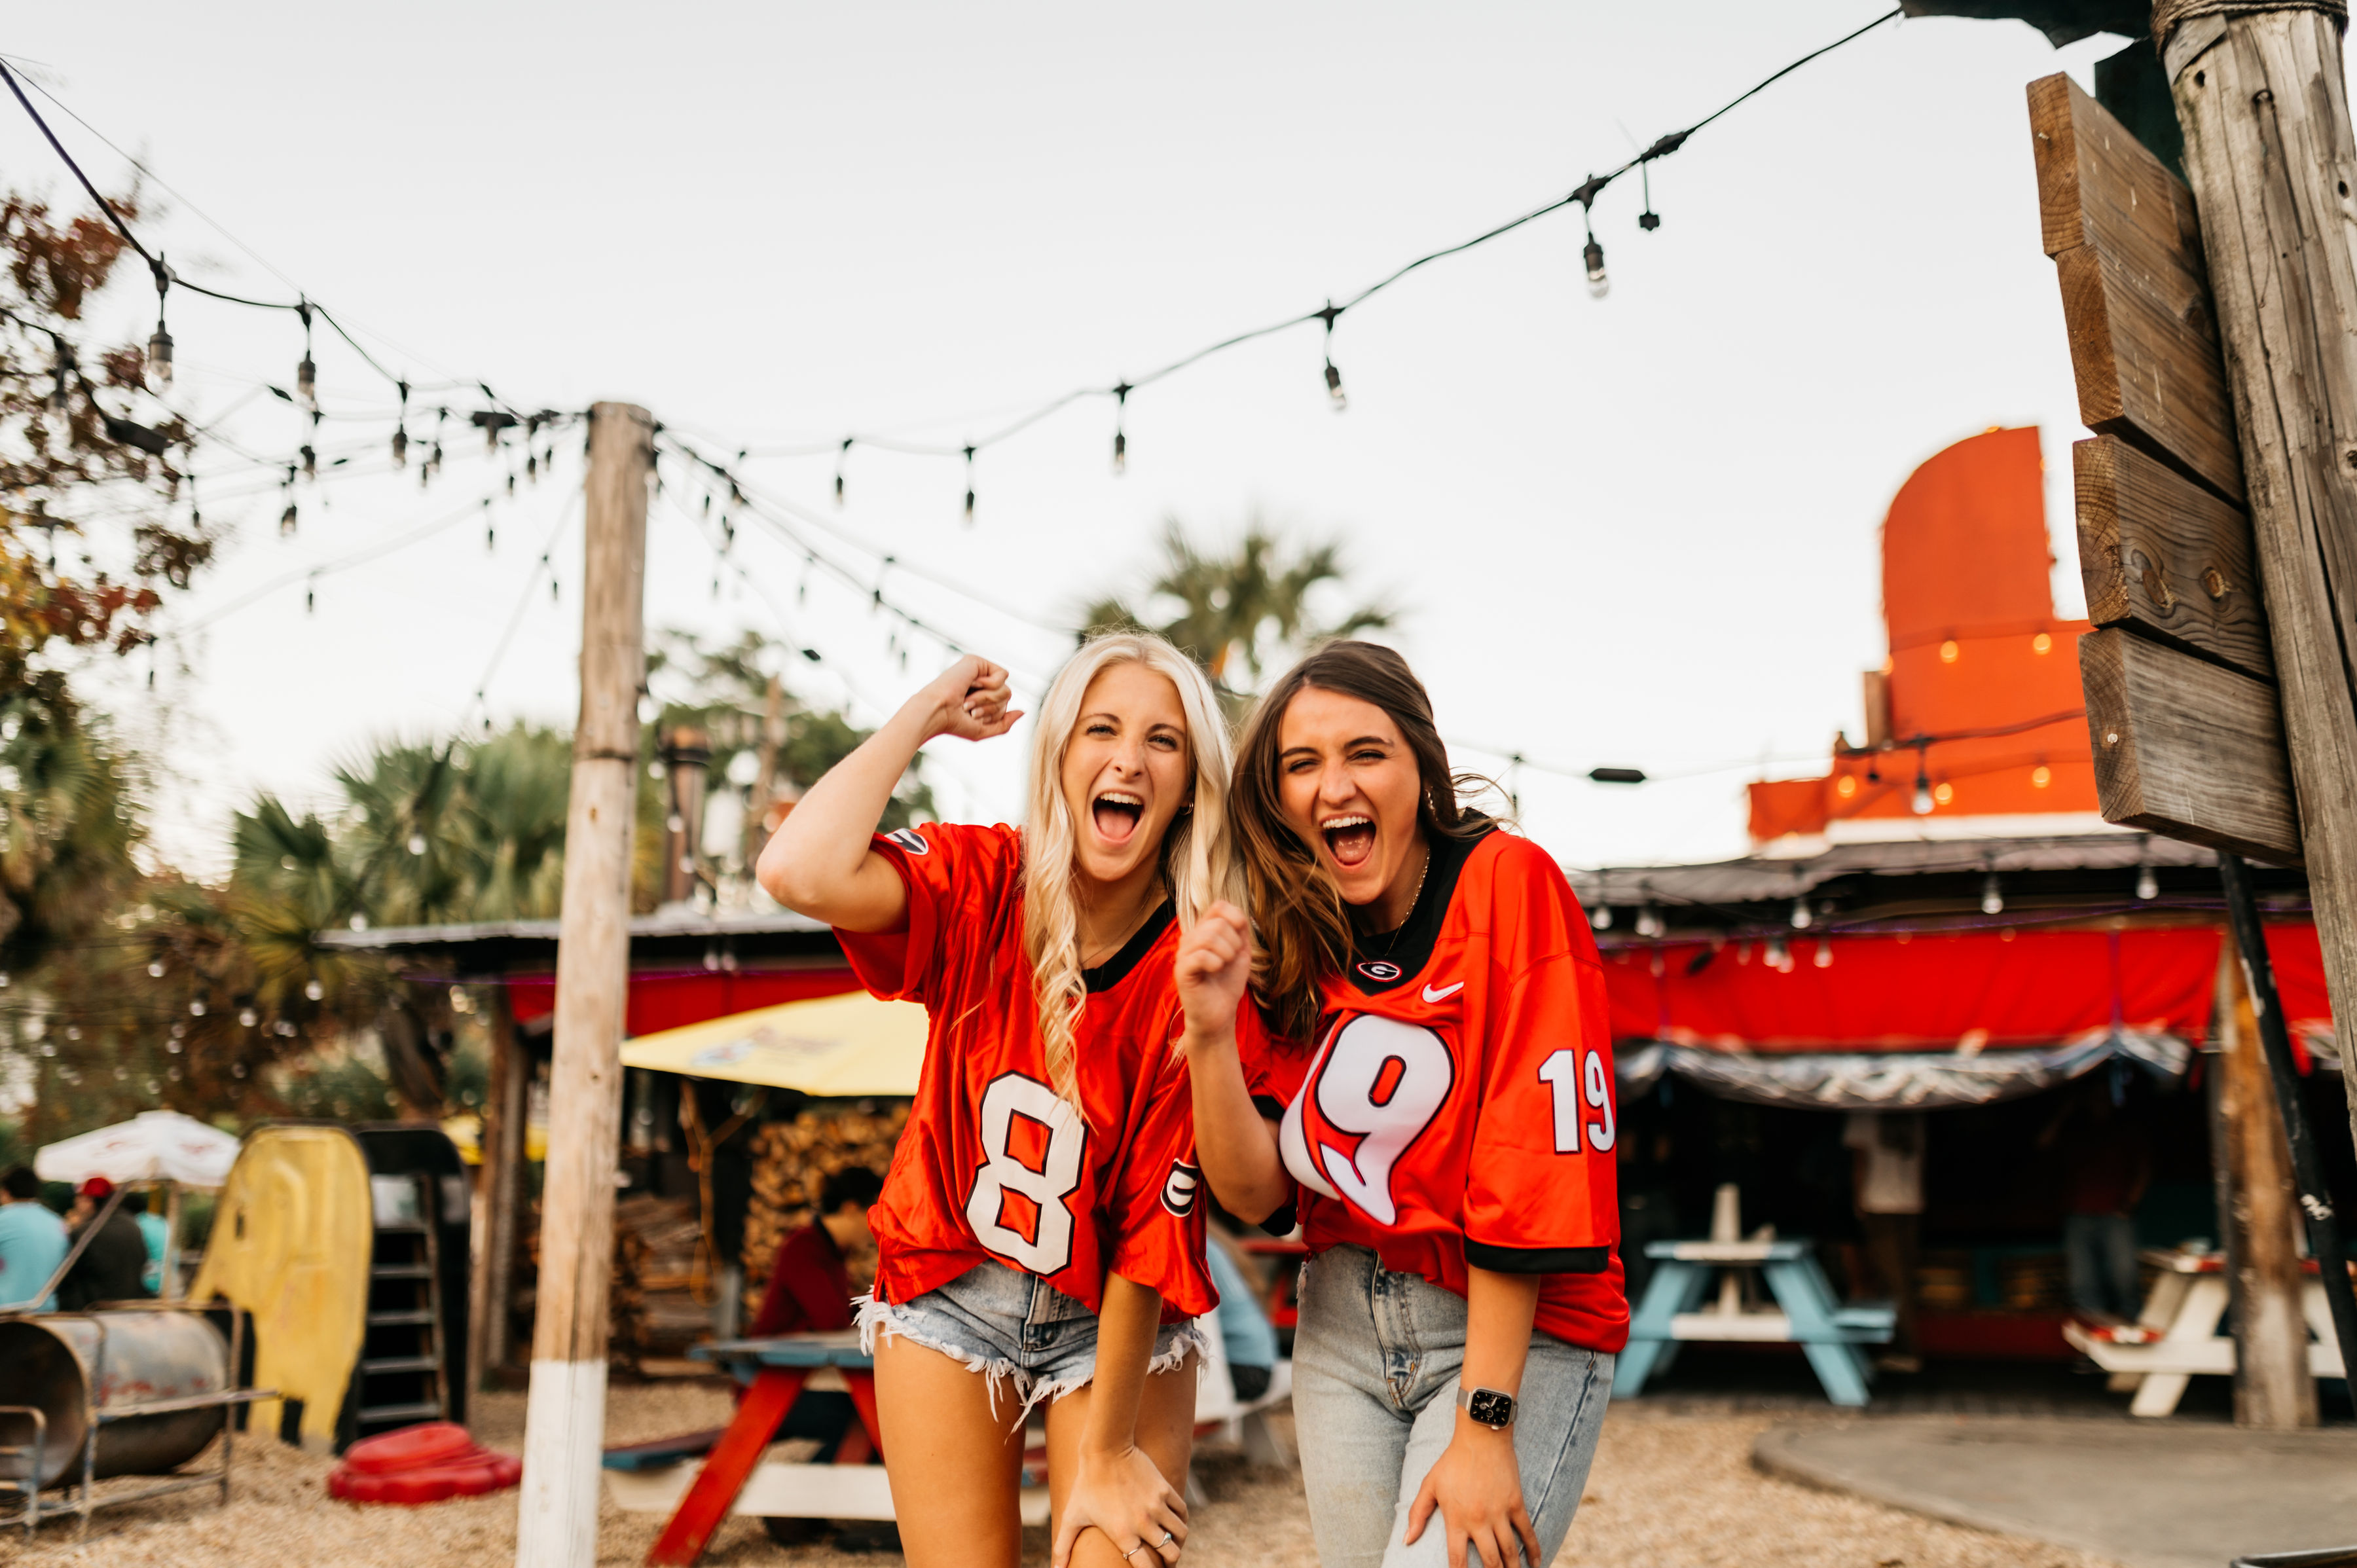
[608,1330,905,1568]
[2062,1247,2349,1417]
[1613,1237,1895,1407]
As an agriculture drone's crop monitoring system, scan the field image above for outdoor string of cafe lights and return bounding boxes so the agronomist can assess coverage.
[0,9,1901,537]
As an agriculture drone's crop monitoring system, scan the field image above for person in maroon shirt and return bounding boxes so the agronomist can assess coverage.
[748,1165,884,1338]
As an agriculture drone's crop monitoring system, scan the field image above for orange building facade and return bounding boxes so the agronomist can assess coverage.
[1747,426,2100,845]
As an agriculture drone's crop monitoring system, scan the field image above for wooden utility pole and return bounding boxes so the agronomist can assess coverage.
[515,401,651,1568]
[2156,0,2357,1159]
[2210,935,2318,1427]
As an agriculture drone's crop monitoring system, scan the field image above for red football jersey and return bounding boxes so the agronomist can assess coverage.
[838,822,1218,1322]
[1244,828,1628,1353]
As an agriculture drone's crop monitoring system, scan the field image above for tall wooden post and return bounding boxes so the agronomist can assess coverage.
[2159,0,2357,1156]
[515,401,651,1567]
[470,986,528,1389]
[2211,936,2318,1427]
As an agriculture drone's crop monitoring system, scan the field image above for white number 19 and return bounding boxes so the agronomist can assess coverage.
[1538,1048,1615,1154]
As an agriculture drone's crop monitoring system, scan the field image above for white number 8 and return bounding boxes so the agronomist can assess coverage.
[964,1074,1087,1274]
[1538,1048,1616,1154]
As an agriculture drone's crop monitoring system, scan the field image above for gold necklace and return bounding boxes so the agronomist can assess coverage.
[1363,846,1431,960]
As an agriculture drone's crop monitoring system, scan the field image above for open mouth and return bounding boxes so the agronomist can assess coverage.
[1091,790,1144,844]
[1321,814,1376,870]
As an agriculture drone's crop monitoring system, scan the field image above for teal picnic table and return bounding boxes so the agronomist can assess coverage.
[1613,1238,1895,1407]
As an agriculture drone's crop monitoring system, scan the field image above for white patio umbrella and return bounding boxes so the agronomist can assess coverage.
[33,1110,240,1188]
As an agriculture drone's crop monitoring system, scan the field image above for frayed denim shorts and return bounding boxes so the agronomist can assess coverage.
[856,1257,1205,1423]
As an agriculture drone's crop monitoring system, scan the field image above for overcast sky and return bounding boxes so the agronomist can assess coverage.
[9,3,2150,877]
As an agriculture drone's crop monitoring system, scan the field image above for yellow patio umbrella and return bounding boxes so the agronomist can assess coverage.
[619,989,926,1096]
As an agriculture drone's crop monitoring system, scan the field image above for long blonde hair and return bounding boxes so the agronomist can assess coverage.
[1023,631,1238,1106]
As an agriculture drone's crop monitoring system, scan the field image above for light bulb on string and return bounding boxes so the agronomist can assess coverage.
[1637,161,1661,232]
[1112,381,1131,475]
[301,443,317,481]
[1634,902,1662,939]
[1911,754,1934,815]
[144,256,175,390]
[1316,301,1346,410]
[305,574,316,615]
[392,380,409,467]
[295,299,316,410]
[1766,936,1790,972]
[1569,172,1609,299]
[2136,860,2159,902]
[1789,896,1812,930]
[1590,904,1613,932]
[962,445,978,525]
[1981,873,2004,915]
[484,498,495,552]
[836,437,852,507]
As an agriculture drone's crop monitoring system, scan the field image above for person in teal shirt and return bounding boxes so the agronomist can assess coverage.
[128,1191,170,1296]
[0,1166,69,1311]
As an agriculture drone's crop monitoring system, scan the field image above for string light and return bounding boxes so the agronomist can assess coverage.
[962,445,977,524]
[304,979,324,1002]
[835,437,852,507]
[1590,904,1613,932]
[1981,873,2004,916]
[1911,754,1934,816]
[392,379,409,467]
[295,299,316,410]
[147,257,173,390]
[1766,936,1790,972]
[305,572,316,614]
[1789,896,1812,931]
[1571,173,1610,300]
[1112,381,1131,474]
[1317,301,1346,410]
[1634,902,1663,939]
[2136,862,2159,902]
[1638,161,1661,232]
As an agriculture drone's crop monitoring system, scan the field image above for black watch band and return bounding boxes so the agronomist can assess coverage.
[1456,1385,1516,1429]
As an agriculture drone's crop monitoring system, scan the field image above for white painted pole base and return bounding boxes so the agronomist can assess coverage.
[515,1357,610,1568]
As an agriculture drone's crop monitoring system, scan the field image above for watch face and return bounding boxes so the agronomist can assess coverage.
[1465,1388,1514,1428]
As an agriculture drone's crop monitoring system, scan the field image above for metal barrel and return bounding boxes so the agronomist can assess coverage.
[0,1311,228,1487]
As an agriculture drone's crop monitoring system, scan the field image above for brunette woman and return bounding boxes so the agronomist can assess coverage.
[1174,640,1623,1568]
[759,634,1243,1568]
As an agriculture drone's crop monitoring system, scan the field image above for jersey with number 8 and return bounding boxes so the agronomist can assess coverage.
[837,822,1230,1322]
[1252,828,1628,1354]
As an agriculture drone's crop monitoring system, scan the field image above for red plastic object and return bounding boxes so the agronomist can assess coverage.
[328,1423,522,1506]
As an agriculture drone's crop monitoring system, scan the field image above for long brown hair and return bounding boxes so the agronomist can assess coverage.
[1232,641,1495,1042]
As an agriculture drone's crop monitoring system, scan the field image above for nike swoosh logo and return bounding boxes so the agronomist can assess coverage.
[1421,981,1464,1003]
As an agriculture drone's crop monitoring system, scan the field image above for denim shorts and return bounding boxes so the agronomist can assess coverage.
[856,1258,1205,1423]
[1291,1244,1615,1568]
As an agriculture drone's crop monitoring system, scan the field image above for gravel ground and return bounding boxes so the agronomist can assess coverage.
[0,1387,2121,1568]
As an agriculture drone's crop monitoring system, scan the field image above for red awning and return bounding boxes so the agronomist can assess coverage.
[507,967,862,1039]
[1600,925,2248,1053]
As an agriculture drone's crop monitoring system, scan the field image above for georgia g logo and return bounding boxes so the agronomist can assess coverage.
[883,827,929,855]
[1160,1159,1201,1218]
[1279,1014,1454,1226]
[1356,960,1402,983]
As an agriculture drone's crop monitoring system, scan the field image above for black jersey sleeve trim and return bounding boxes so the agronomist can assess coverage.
[1259,1201,1298,1238]
[1463,1239,1611,1275]
[1250,1094,1286,1120]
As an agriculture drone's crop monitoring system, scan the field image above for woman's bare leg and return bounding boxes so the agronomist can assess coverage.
[1045,1350,1199,1567]
[874,1332,1028,1568]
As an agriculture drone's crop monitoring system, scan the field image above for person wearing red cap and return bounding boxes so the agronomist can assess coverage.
[58,1176,152,1310]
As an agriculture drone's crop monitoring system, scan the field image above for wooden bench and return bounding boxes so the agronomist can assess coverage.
[2062,1247,2348,1416]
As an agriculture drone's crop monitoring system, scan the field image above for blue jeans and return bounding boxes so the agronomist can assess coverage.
[1291,1245,1614,1568]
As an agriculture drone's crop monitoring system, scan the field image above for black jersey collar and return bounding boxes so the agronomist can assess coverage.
[1344,826,1491,993]
[1084,899,1175,994]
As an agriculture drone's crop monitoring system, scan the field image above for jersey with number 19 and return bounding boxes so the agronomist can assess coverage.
[837,821,1221,1324]
[1244,827,1628,1353]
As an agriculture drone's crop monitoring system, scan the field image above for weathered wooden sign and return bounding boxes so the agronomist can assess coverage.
[2029,72,2301,866]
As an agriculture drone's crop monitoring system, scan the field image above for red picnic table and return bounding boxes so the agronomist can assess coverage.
[610,1330,886,1568]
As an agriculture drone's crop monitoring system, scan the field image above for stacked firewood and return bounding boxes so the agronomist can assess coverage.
[742,1103,908,1294]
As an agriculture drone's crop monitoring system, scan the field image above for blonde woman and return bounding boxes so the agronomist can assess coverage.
[759,634,1251,1568]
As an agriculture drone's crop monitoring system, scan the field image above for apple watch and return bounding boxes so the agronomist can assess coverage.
[1455,1385,1516,1429]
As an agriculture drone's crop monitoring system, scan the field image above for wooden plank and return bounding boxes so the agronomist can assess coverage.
[2074,434,2272,680]
[2079,627,2301,863]
[646,1368,806,1567]
[2030,73,2244,500]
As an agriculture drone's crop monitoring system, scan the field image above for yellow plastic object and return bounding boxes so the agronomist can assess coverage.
[620,991,926,1095]
[439,1112,548,1166]
[187,1125,371,1452]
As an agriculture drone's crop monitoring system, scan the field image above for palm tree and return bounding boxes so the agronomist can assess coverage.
[1080,520,1394,702]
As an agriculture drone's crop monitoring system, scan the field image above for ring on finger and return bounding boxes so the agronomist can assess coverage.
[1158,1531,1176,1547]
